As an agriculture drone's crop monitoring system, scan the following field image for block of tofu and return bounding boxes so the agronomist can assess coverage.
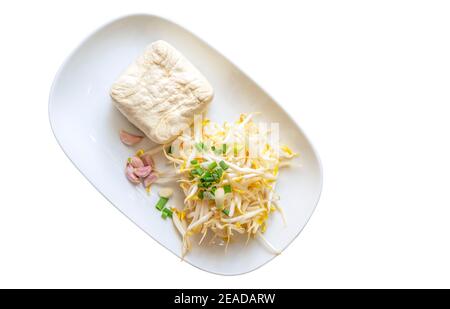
[111,40,214,144]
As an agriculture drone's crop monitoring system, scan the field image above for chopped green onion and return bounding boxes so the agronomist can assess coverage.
[155,197,168,211]
[158,187,173,198]
[203,191,215,200]
[161,207,173,219]
[202,176,214,183]
[211,145,216,151]
[210,186,217,195]
[167,146,172,154]
[195,142,207,152]
[216,168,223,178]
[208,161,218,170]
[190,159,198,165]
[215,187,225,209]
[222,209,230,216]
[219,160,229,170]
[223,185,232,194]
[222,144,227,155]
[192,167,204,176]
[127,157,132,163]
[198,190,204,199]
[199,182,212,188]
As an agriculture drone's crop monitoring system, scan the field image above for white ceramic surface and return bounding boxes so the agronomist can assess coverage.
[49,14,323,275]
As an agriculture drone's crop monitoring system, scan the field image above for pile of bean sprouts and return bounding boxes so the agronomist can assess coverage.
[162,113,297,256]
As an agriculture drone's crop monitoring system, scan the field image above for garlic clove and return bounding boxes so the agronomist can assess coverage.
[144,172,158,188]
[125,164,141,184]
[134,166,152,178]
[140,153,155,168]
[120,130,143,146]
[129,156,144,168]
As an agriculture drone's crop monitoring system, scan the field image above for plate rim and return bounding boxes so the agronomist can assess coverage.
[48,13,324,276]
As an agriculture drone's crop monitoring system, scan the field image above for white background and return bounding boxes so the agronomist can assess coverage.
[1,0,449,288]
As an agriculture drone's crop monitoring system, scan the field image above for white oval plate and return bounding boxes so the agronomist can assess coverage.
[49,14,323,275]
